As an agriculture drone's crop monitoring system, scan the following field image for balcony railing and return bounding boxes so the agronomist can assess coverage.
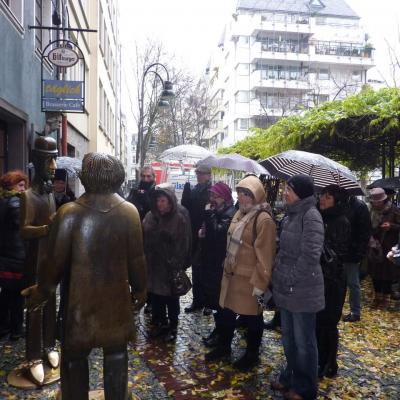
[261,13,310,25]
[255,69,308,81]
[259,39,309,54]
[314,41,373,58]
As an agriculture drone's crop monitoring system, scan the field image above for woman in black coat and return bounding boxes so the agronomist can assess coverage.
[199,182,236,347]
[0,170,28,340]
[317,184,351,378]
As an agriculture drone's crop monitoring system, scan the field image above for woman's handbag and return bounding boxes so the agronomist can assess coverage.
[367,236,384,264]
[170,269,192,297]
[320,244,339,281]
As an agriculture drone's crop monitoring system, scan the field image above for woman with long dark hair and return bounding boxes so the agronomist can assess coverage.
[317,184,351,378]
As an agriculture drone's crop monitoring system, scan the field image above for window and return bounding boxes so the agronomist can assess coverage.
[35,0,43,51]
[236,63,249,76]
[34,0,53,53]
[318,69,329,80]
[237,118,249,130]
[235,91,249,103]
[1,0,23,25]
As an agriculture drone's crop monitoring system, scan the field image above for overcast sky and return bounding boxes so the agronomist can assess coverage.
[120,0,399,80]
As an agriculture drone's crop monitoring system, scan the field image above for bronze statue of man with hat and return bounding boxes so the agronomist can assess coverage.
[23,152,147,399]
[19,135,59,386]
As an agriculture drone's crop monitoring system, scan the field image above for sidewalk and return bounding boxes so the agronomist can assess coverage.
[0,278,399,399]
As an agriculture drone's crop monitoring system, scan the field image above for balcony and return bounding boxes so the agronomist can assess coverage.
[251,13,312,36]
[251,40,310,63]
[311,41,374,67]
[251,70,310,92]
[251,96,308,117]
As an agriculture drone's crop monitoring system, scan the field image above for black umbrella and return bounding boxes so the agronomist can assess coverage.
[367,177,400,191]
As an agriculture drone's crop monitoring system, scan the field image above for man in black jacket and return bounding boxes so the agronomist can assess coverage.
[181,164,212,312]
[127,166,156,221]
[342,196,371,322]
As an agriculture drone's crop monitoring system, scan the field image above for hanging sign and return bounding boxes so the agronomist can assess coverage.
[48,47,79,68]
[41,39,86,113]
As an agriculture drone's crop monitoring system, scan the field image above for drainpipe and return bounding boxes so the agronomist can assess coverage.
[62,114,68,155]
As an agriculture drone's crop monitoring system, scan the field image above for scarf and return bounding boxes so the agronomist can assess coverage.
[370,201,392,229]
[225,202,270,268]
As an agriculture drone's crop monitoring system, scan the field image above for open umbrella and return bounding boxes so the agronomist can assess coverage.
[197,153,270,175]
[159,144,212,163]
[260,150,363,195]
[28,156,81,178]
[367,177,400,191]
[54,156,82,178]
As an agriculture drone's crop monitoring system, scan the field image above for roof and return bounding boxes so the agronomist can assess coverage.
[236,0,359,19]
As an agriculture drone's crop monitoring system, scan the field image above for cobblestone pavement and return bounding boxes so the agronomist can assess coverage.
[1,278,399,399]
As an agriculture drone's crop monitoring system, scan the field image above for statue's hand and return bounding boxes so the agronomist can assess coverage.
[132,290,147,311]
[21,285,48,312]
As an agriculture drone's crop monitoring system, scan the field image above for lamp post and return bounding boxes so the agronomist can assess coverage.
[136,62,174,176]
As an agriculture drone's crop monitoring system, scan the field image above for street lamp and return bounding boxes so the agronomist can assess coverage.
[136,63,174,174]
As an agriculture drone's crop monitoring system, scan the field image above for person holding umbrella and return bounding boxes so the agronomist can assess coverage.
[271,175,324,400]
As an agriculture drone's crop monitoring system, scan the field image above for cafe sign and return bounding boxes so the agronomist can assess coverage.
[41,39,86,113]
[48,46,79,68]
[42,80,84,112]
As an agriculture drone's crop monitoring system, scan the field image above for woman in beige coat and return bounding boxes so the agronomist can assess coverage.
[205,175,276,371]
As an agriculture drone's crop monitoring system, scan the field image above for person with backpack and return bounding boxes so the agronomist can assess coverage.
[205,175,276,371]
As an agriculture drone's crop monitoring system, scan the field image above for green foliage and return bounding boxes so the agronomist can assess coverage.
[220,87,400,172]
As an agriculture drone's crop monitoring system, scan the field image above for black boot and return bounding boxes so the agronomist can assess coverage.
[322,328,339,378]
[164,322,178,343]
[202,327,219,348]
[316,326,329,378]
[233,329,262,371]
[263,311,281,330]
[205,326,233,362]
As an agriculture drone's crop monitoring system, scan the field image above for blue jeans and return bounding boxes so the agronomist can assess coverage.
[344,262,361,316]
[279,309,318,400]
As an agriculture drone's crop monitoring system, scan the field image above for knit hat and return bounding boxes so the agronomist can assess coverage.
[287,174,315,199]
[368,187,387,203]
[209,182,233,203]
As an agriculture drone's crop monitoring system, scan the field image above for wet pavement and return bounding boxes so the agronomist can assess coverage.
[1,278,399,399]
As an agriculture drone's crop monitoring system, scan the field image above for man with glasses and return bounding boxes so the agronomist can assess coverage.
[127,166,156,221]
[181,165,212,313]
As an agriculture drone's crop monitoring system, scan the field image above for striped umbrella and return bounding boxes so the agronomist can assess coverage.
[260,150,363,195]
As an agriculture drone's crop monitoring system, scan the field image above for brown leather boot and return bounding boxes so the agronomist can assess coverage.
[371,293,383,308]
[380,295,391,309]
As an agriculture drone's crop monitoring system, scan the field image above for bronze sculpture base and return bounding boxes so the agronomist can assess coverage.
[56,389,139,399]
[7,365,60,389]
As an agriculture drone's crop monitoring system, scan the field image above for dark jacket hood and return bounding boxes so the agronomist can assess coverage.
[150,187,177,217]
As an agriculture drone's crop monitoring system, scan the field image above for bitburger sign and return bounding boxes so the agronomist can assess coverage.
[48,46,79,68]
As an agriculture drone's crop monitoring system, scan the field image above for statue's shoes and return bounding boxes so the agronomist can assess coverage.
[26,360,45,386]
[47,349,60,369]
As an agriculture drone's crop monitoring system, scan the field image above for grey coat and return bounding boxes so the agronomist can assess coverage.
[272,196,325,313]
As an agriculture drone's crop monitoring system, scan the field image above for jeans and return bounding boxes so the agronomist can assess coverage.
[344,262,361,316]
[279,309,318,400]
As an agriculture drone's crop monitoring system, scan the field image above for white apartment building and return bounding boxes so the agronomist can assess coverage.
[206,0,374,150]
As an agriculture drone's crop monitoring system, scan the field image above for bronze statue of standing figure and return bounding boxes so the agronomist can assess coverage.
[19,136,59,386]
[24,152,147,400]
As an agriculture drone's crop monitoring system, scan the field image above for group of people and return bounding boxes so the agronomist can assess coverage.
[1,153,400,399]
[127,165,400,400]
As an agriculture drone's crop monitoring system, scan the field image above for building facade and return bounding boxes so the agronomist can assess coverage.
[0,0,54,175]
[206,0,374,150]
[0,0,126,182]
